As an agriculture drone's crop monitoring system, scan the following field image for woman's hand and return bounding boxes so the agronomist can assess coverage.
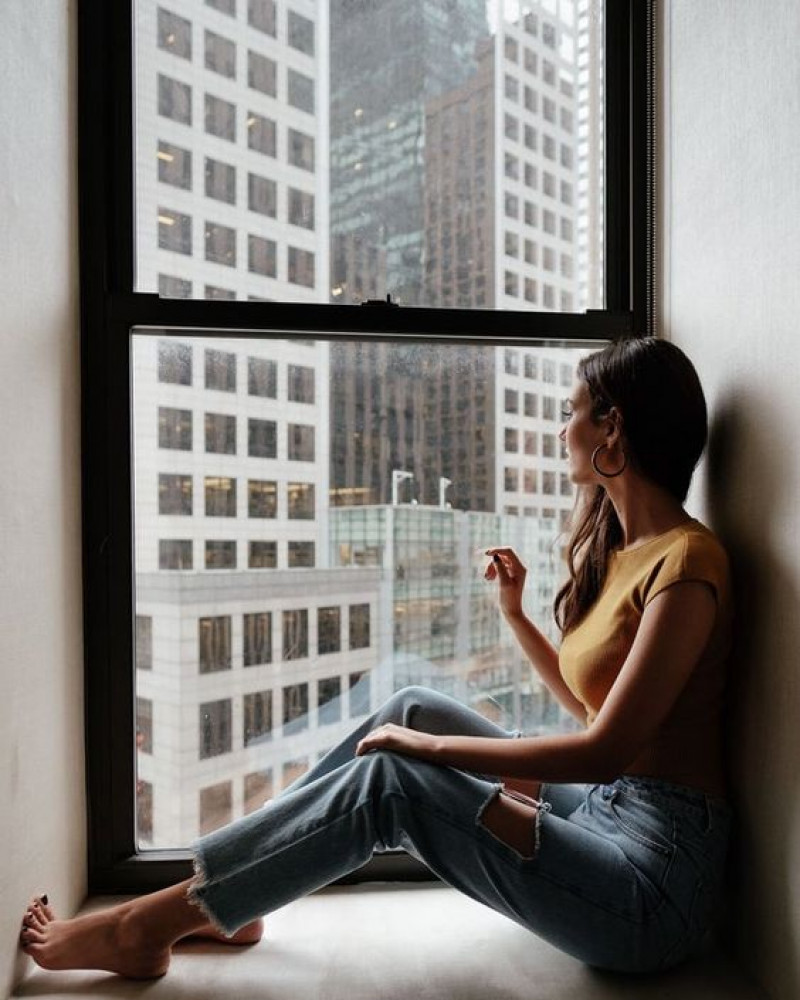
[484,547,527,619]
[355,723,438,760]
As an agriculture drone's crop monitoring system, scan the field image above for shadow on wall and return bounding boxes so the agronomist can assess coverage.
[705,388,800,993]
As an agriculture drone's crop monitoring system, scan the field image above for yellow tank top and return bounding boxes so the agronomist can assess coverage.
[558,519,732,795]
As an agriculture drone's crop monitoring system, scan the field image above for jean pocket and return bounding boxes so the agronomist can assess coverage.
[608,790,676,857]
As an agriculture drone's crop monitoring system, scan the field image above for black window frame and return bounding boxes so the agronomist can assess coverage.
[80,0,656,892]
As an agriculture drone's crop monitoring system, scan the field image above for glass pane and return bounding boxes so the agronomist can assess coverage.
[132,331,599,848]
[135,1,604,310]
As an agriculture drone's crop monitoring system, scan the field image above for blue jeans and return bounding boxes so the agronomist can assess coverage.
[189,686,732,974]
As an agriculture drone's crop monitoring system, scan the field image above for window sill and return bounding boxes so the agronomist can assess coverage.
[14,884,763,1000]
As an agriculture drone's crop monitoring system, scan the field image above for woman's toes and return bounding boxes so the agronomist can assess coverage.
[26,911,46,931]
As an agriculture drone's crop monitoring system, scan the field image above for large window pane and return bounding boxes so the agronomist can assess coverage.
[136,2,605,309]
[133,333,593,848]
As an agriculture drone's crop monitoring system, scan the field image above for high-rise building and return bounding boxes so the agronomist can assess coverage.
[329,0,489,306]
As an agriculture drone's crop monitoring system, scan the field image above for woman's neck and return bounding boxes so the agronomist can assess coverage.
[603,474,692,550]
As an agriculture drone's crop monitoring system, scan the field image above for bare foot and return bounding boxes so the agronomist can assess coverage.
[182,918,264,946]
[20,896,170,979]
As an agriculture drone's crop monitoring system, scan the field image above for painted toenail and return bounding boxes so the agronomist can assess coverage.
[41,894,48,905]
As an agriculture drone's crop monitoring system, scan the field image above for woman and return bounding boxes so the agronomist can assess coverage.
[20,337,733,978]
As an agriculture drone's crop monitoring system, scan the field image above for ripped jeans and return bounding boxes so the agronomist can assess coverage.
[189,686,732,975]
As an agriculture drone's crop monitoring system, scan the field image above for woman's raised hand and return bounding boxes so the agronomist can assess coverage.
[485,547,527,619]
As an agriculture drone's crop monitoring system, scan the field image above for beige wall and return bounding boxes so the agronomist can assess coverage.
[0,1,85,994]
[662,3,800,999]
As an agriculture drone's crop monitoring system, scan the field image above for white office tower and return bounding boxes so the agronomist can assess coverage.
[131,1,378,849]
[576,0,604,310]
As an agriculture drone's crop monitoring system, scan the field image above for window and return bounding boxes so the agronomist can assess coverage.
[282,609,308,660]
[504,389,518,414]
[288,541,315,567]
[199,700,232,759]
[205,413,236,453]
[288,364,314,403]
[524,355,538,379]
[158,75,191,125]
[542,471,556,495]
[159,539,193,569]
[158,8,192,60]
[158,141,191,189]
[248,358,277,398]
[199,782,233,836]
[205,285,236,300]
[349,604,370,650]
[504,427,519,453]
[288,188,315,230]
[248,51,277,97]
[159,275,192,299]
[205,30,236,79]
[136,697,153,754]
[504,348,519,375]
[523,431,538,455]
[204,95,236,142]
[288,482,315,519]
[207,0,235,14]
[158,473,192,515]
[244,692,273,746]
[288,246,315,287]
[504,467,518,492]
[289,69,314,115]
[244,612,272,665]
[504,113,518,141]
[249,540,277,568]
[288,10,315,55]
[158,341,192,384]
[205,222,236,267]
[248,479,277,518]
[318,677,342,725]
[85,0,648,886]
[349,671,371,717]
[158,208,191,255]
[247,113,277,157]
[136,616,153,670]
[248,418,277,457]
[543,396,557,420]
[248,235,277,277]
[249,0,276,35]
[524,469,538,493]
[248,173,277,217]
[244,770,273,813]
[506,230,520,259]
[283,683,309,734]
[205,158,236,204]
[205,476,236,516]
[524,392,538,417]
[137,782,153,842]
[206,540,236,568]
[543,433,557,457]
[504,74,518,101]
[159,407,192,450]
[288,128,314,171]
[205,348,236,391]
[288,423,315,461]
[316,607,342,656]
[199,616,232,673]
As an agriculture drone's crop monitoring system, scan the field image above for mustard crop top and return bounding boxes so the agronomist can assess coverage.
[558,519,732,794]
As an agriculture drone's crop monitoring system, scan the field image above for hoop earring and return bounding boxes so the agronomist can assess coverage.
[591,443,627,478]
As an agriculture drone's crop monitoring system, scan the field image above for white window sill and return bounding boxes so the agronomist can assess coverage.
[14,883,763,1000]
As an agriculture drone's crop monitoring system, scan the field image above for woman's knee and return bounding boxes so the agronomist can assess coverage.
[377,685,441,726]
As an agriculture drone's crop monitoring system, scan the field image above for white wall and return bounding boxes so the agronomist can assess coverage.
[0,1,85,994]
[662,3,800,998]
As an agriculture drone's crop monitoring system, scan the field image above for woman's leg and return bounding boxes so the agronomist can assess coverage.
[279,685,519,799]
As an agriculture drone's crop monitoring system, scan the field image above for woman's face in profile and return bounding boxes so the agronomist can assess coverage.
[560,379,603,485]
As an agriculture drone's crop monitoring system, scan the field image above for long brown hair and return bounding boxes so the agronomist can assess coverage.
[554,337,708,635]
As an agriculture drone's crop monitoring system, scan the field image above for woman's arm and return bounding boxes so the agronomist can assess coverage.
[486,548,588,726]
[357,581,717,784]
